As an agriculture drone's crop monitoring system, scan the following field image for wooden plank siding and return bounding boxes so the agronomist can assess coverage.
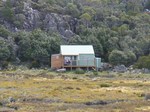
[51,54,63,69]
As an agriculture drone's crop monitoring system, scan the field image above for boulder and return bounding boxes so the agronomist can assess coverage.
[101,63,112,71]
[130,69,142,74]
[64,30,74,38]
[56,68,66,72]
[113,65,127,73]
[142,68,150,74]
[8,97,16,103]
[145,93,150,100]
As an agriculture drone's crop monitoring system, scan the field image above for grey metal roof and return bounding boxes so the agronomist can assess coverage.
[60,45,94,55]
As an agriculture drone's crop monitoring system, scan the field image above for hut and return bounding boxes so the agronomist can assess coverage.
[51,45,101,70]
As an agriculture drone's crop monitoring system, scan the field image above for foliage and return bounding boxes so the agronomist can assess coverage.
[93,70,99,76]
[0,25,10,38]
[100,83,111,87]
[30,60,41,68]
[15,29,61,64]
[1,61,9,69]
[75,68,85,74]
[134,55,150,69]
[0,0,150,67]
[1,0,14,22]
[125,51,137,65]
[0,38,11,60]
[80,13,92,21]
[69,34,103,57]
[80,13,92,27]
[109,50,136,66]
[66,3,80,17]
[109,50,127,65]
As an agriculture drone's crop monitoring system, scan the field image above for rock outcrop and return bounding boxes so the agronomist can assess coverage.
[22,1,77,39]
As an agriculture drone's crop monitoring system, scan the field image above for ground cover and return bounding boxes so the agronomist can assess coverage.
[0,70,150,112]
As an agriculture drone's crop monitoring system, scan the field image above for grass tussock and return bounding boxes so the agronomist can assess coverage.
[0,70,150,111]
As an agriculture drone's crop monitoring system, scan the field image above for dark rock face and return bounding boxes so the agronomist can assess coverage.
[23,2,41,30]
[21,2,77,39]
[21,1,77,39]
[44,13,58,32]
[44,13,76,39]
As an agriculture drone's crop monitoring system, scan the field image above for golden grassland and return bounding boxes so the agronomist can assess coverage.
[0,69,150,112]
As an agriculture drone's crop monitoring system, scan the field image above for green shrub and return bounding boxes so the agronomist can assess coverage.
[1,2,15,22]
[93,70,99,76]
[13,21,22,28]
[1,61,9,69]
[134,55,150,69]
[0,25,10,38]
[72,77,78,79]
[109,50,127,65]
[30,60,40,68]
[109,50,136,66]
[100,83,111,87]
[0,38,11,60]
[17,29,61,65]
[136,93,145,97]
[75,68,85,74]
[0,102,3,106]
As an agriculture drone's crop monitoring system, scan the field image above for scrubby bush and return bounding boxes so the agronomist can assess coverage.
[30,60,40,68]
[17,29,61,65]
[66,3,80,17]
[109,50,136,66]
[100,83,111,87]
[1,0,15,22]
[1,61,9,69]
[75,68,85,74]
[93,70,99,76]
[134,55,150,69]
[125,51,136,65]
[0,25,10,38]
[109,50,127,65]
[0,38,11,60]
[0,102,3,106]
[13,20,22,28]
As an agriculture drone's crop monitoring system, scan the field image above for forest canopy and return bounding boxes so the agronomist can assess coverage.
[0,0,149,68]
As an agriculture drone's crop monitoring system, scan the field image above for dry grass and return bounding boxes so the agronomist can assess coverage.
[0,70,150,111]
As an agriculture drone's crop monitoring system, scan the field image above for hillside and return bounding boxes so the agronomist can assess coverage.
[0,0,150,68]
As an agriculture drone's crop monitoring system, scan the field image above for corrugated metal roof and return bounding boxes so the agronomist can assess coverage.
[61,45,94,55]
